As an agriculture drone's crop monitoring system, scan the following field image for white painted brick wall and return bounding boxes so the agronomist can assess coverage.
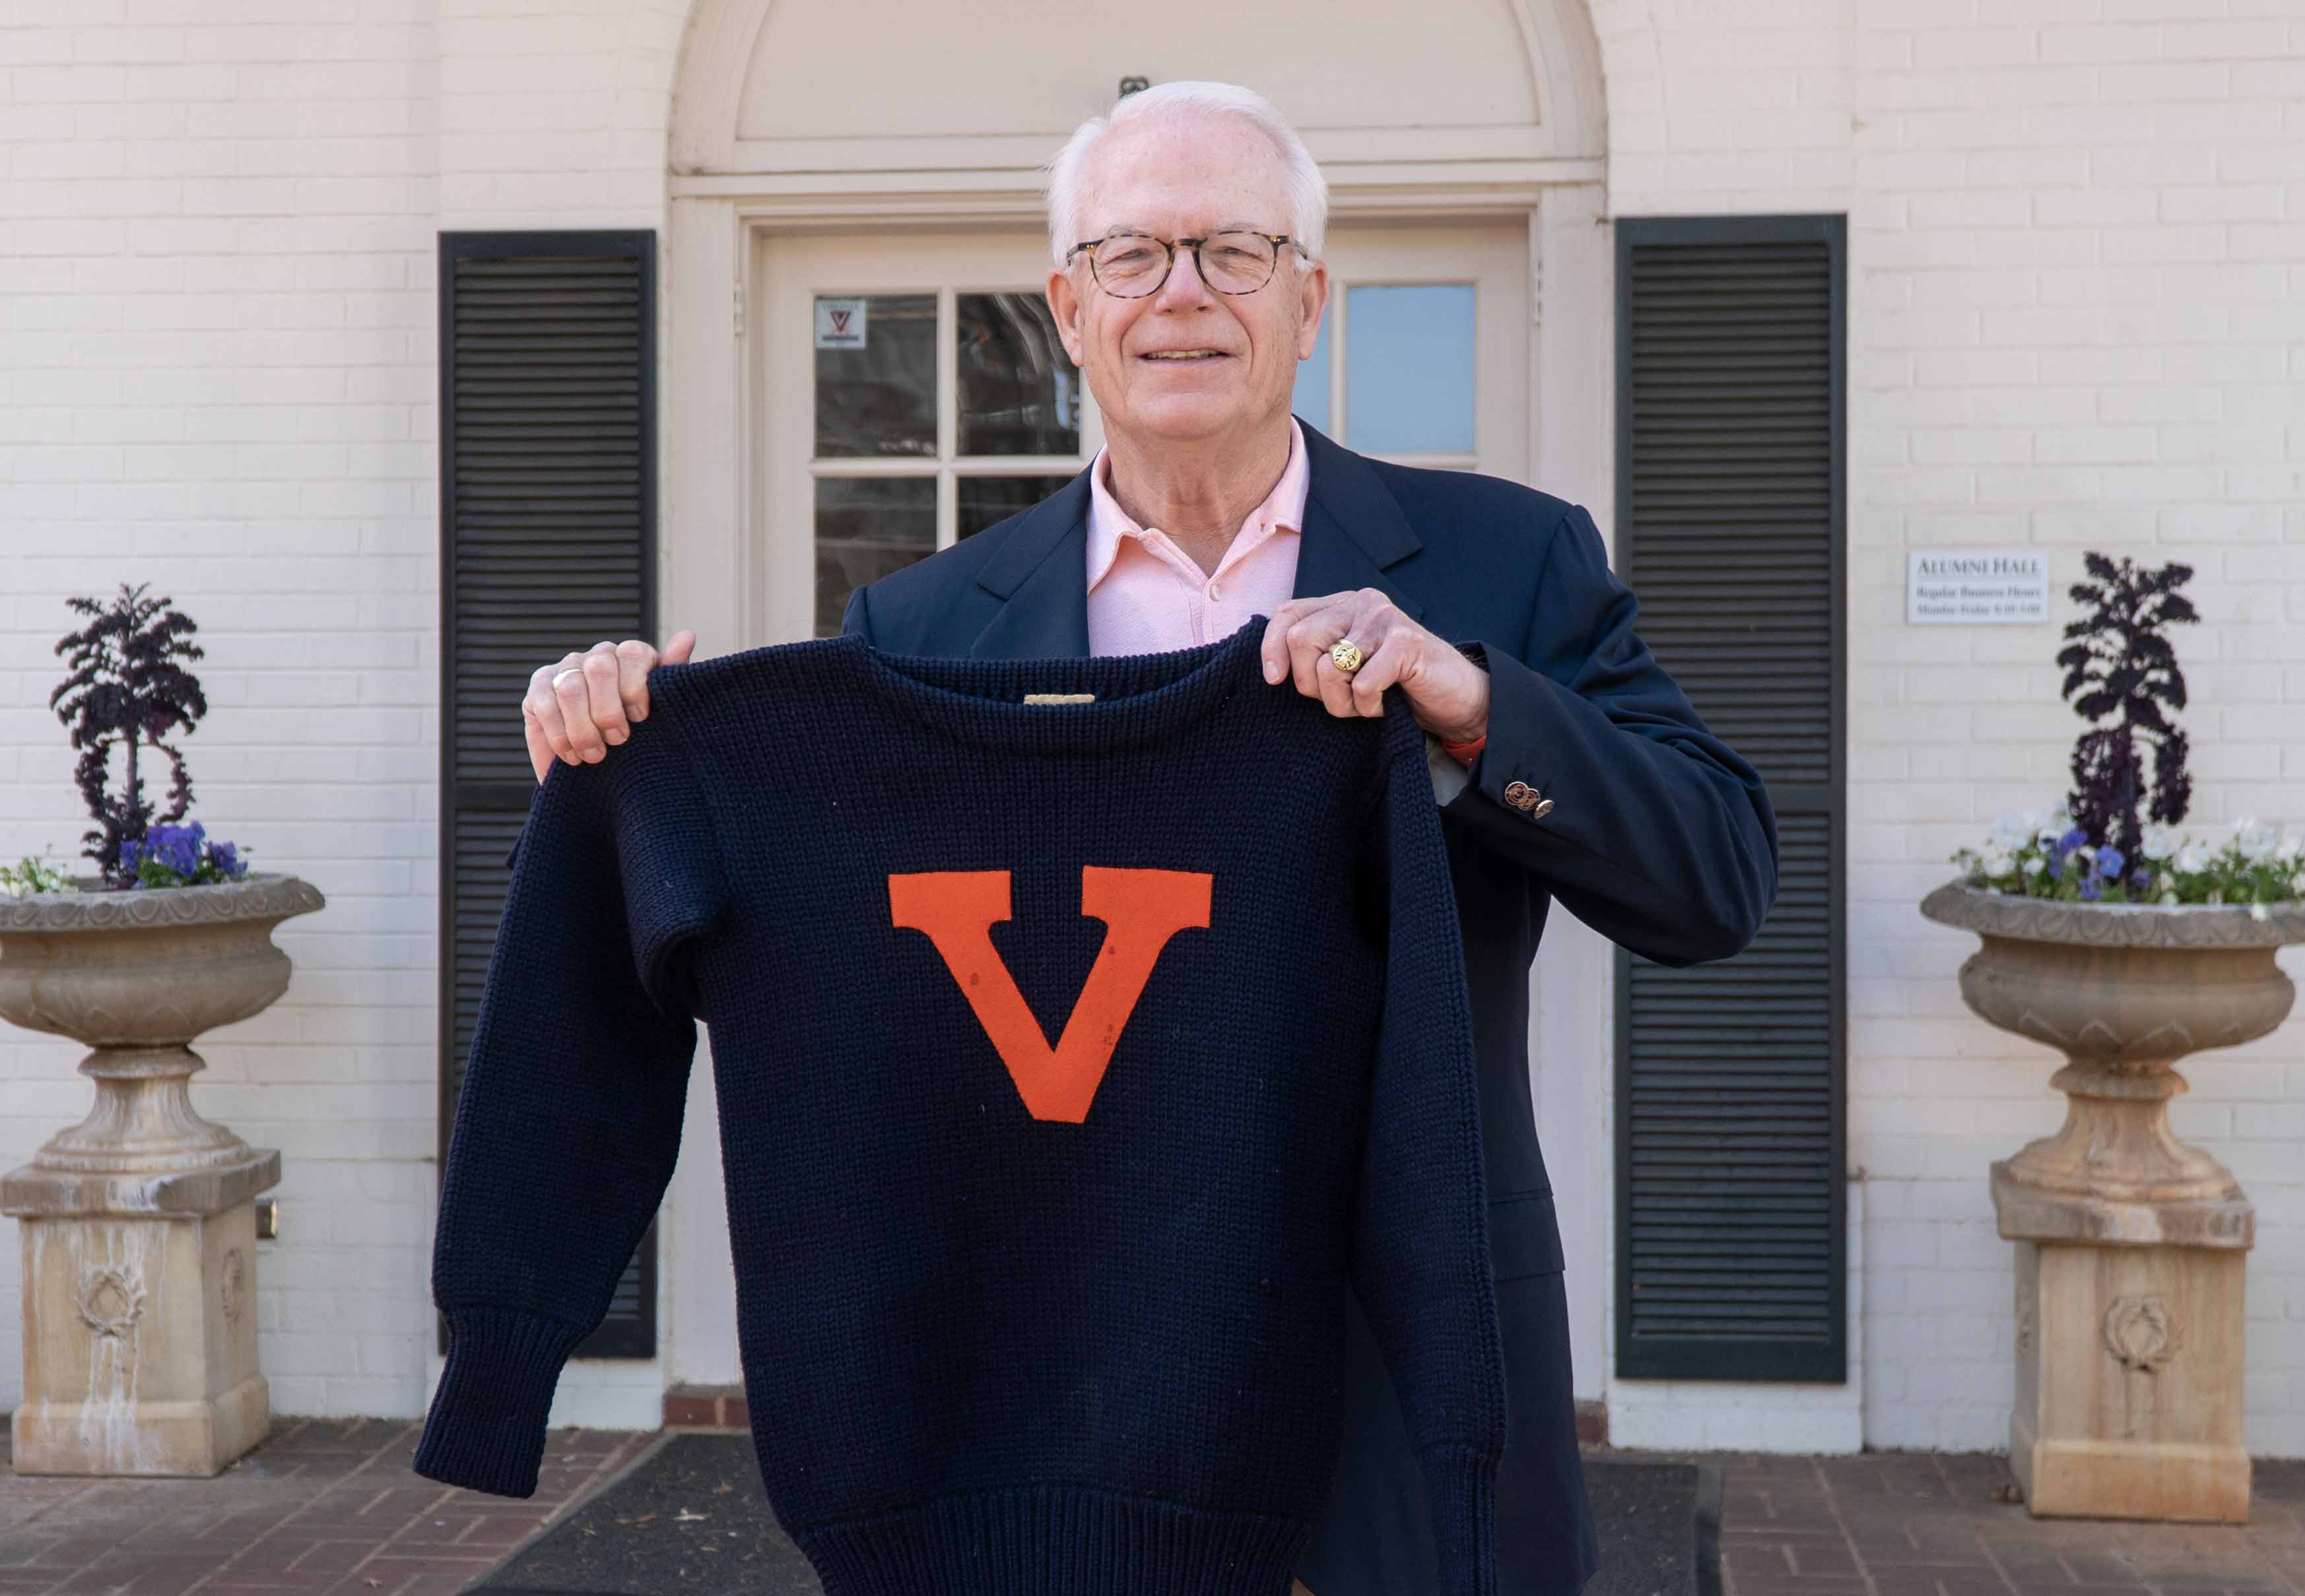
[1591,0,2305,1455]
[3,0,2299,1455]
[0,0,685,1424]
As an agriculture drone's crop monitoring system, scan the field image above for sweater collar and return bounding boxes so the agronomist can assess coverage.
[847,613,1268,754]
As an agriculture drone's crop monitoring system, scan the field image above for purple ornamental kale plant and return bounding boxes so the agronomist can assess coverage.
[2055,551,2197,877]
[49,582,223,886]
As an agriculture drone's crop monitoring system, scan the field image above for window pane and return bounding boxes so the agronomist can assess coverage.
[1291,310,1331,435]
[1343,284,1475,455]
[815,476,935,636]
[958,475,1075,540]
[957,292,1080,457]
[815,294,937,459]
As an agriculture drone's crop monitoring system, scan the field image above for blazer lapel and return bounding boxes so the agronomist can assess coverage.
[1290,420,1426,625]
[963,419,1427,661]
[967,469,1094,660]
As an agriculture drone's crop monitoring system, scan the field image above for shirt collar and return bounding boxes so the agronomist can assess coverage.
[1084,416,1308,594]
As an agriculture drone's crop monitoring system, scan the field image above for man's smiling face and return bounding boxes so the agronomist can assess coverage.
[1048,112,1327,449]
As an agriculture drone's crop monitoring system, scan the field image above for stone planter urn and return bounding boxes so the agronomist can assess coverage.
[0,871,324,1477]
[1920,881,2305,1525]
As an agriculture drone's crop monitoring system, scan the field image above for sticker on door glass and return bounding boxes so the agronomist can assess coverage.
[815,297,868,350]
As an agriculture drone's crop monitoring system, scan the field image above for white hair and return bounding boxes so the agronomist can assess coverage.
[1041,81,1330,269]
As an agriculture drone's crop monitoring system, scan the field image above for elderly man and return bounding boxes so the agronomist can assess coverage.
[519,80,1776,1596]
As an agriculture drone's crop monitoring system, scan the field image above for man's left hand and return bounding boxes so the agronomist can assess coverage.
[1259,589,1489,744]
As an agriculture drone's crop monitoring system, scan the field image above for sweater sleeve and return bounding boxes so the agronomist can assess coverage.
[413,708,729,1498]
[1350,695,1510,1596]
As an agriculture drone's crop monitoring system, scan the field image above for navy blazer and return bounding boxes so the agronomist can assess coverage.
[839,416,1776,1593]
[841,416,1780,1292]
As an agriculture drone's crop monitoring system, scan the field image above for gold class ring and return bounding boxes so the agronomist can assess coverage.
[1329,638,1364,675]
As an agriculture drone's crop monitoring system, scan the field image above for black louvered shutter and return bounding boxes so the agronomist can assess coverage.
[1611,215,1846,1382]
[438,231,659,1358]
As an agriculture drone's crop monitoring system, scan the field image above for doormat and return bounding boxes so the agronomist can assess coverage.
[474,1434,1721,1596]
[473,1432,816,1595]
[1583,1455,1723,1596]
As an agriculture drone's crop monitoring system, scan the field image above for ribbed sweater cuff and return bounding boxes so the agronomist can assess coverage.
[1419,1442,1502,1596]
[411,1305,591,1498]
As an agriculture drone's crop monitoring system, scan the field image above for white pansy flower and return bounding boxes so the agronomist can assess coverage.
[2160,890,2180,906]
[1989,812,2034,849]
[2141,825,2176,861]
[1980,848,2018,880]
[2250,902,2270,921]
[2176,844,2212,875]
[2024,854,2048,877]
[2239,823,2277,863]
[2276,832,2301,864]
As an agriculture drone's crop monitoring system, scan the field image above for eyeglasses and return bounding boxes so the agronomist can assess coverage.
[1064,230,1302,298]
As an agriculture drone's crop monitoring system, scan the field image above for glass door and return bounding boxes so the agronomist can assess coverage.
[755,221,1525,643]
[758,232,1102,640]
[1288,220,1527,475]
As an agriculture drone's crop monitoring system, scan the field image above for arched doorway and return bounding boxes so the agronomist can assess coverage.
[655,0,1617,1405]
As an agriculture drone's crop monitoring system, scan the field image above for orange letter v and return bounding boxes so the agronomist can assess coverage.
[888,866,1213,1123]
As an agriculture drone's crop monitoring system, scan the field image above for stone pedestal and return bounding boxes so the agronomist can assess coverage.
[0,871,322,1477]
[6,1152,279,1476]
[2005,1198,2252,1523]
[1920,882,2305,1525]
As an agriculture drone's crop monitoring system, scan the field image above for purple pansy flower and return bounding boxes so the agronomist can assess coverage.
[117,818,248,887]
[158,824,201,875]
[2096,846,2125,879]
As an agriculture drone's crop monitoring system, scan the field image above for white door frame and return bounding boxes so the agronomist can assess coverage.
[657,182,1619,1415]
[651,0,1619,1410]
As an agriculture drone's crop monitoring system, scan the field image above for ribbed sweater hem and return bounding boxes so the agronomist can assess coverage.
[792,1483,1310,1596]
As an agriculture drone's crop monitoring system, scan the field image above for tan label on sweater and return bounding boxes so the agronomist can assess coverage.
[1021,692,1096,704]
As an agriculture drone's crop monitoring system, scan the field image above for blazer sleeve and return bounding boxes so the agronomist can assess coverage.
[1437,501,1780,968]
[414,712,730,1498]
[1351,696,1509,1596]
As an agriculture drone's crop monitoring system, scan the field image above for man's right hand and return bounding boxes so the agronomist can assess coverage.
[523,630,697,784]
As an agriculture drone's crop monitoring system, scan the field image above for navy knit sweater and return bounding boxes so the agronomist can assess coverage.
[412,615,1507,1596]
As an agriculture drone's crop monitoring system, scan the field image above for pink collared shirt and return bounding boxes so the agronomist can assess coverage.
[1083,418,1310,658]
[1081,420,1485,778]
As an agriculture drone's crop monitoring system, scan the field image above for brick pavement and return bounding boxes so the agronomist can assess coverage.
[0,1418,653,1596]
[1674,1447,2305,1596]
[0,1420,2300,1595]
